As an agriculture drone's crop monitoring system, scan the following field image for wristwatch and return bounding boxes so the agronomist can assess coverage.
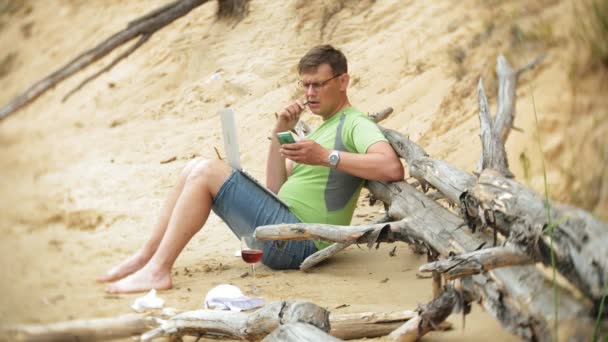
[328,150,340,168]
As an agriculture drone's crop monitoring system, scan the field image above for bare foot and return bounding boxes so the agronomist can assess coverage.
[97,252,150,283]
[105,266,172,294]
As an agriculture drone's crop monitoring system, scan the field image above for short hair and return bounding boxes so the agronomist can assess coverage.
[298,45,348,75]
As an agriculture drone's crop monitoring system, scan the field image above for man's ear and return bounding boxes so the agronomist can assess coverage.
[339,73,350,91]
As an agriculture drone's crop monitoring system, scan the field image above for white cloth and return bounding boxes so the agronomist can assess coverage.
[131,289,165,312]
[204,284,264,312]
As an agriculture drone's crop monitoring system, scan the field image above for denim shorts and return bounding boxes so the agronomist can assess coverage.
[211,169,317,269]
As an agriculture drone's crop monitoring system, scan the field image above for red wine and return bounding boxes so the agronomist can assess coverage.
[241,249,263,264]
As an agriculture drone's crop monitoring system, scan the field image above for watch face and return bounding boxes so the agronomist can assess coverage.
[329,153,339,165]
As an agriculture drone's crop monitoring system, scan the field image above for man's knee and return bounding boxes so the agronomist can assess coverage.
[185,158,231,194]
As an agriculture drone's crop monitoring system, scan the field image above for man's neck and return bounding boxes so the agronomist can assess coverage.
[322,98,350,121]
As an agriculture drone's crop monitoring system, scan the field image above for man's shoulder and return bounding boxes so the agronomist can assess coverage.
[343,107,374,125]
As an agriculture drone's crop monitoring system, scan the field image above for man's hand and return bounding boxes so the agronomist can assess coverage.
[274,101,305,132]
[280,139,330,166]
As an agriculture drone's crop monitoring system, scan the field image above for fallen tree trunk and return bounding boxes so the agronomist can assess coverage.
[0,314,156,342]
[329,310,451,340]
[256,178,596,340]
[419,245,534,280]
[1,305,452,341]
[299,214,391,271]
[464,169,608,305]
[0,0,251,121]
[263,322,342,342]
[388,286,464,342]
[140,301,329,341]
[367,180,596,340]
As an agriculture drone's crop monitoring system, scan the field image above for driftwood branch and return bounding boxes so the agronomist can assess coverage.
[329,310,451,340]
[254,220,420,248]
[138,303,445,341]
[61,33,153,102]
[298,214,392,272]
[141,301,330,341]
[477,79,511,177]
[419,246,534,280]
[465,169,608,304]
[0,314,156,342]
[263,322,342,342]
[0,0,213,120]
[388,286,462,342]
[299,242,351,271]
[2,308,437,342]
[366,179,595,340]
[368,107,394,123]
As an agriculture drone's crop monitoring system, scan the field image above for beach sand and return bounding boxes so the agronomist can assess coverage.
[0,0,605,340]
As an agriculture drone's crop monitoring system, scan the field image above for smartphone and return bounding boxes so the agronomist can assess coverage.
[277,131,296,144]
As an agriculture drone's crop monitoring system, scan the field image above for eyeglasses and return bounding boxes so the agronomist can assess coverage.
[298,73,343,91]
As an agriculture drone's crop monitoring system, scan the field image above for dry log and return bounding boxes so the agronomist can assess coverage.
[141,301,330,341]
[263,322,342,342]
[3,308,431,342]
[465,169,608,305]
[0,0,211,120]
[368,107,394,123]
[365,179,594,340]
[419,246,534,280]
[477,79,512,177]
[1,314,156,342]
[493,54,545,143]
[299,242,352,271]
[476,54,544,174]
[388,287,462,342]
[331,310,417,340]
[374,122,475,204]
[140,301,446,341]
[254,220,422,247]
[299,214,392,271]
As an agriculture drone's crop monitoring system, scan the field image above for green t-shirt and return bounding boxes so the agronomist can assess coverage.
[277,106,388,250]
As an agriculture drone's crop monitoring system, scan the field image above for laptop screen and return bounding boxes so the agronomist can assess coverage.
[219,108,242,170]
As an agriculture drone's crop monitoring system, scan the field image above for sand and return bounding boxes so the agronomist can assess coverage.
[0,0,605,341]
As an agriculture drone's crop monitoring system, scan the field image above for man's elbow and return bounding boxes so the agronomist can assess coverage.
[382,159,404,182]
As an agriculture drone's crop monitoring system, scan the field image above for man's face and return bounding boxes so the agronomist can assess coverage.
[300,63,347,118]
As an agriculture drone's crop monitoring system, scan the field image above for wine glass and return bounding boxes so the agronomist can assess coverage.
[240,235,264,293]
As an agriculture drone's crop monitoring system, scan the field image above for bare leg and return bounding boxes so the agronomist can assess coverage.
[97,158,204,283]
[105,159,231,293]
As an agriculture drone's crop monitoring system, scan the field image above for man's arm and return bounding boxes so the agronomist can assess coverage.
[266,101,305,193]
[280,140,404,182]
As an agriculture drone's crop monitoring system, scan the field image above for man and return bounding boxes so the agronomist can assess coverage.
[98,45,403,293]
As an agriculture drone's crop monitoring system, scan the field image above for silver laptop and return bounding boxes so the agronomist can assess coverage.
[219,108,290,208]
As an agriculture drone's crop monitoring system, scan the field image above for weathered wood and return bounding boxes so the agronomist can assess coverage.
[0,0,210,120]
[474,54,545,175]
[263,322,342,342]
[141,301,330,341]
[5,307,433,342]
[467,169,608,304]
[419,246,534,280]
[330,310,451,340]
[1,314,156,342]
[141,303,443,341]
[477,79,512,177]
[369,107,394,123]
[365,179,594,340]
[409,157,475,203]
[300,242,351,271]
[493,54,545,142]
[254,221,420,248]
[388,287,460,342]
[298,214,392,271]
[462,269,595,341]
